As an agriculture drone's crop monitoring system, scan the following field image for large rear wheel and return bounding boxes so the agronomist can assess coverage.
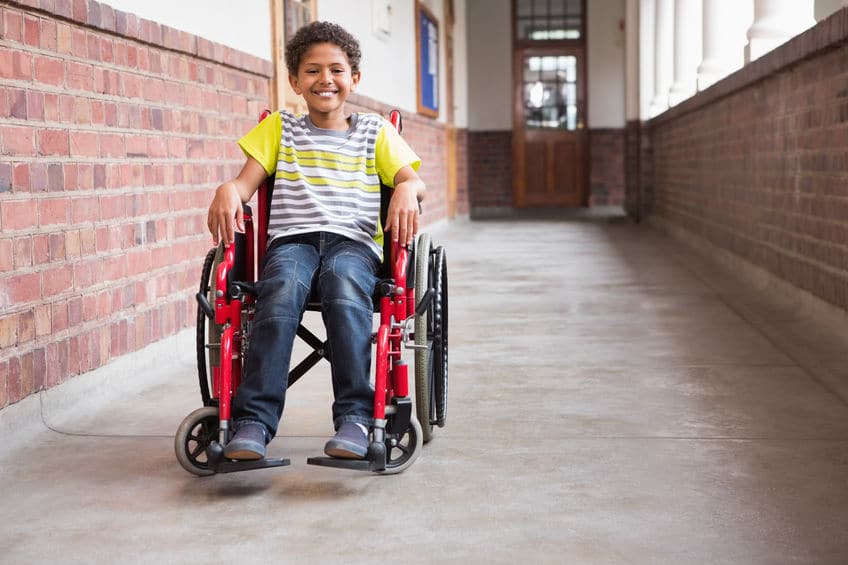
[432,245,448,428]
[196,245,224,406]
[414,233,434,442]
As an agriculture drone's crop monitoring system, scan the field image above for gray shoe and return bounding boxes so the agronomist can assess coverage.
[324,422,369,459]
[223,423,267,460]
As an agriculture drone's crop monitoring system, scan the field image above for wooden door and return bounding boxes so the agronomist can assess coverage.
[513,47,587,207]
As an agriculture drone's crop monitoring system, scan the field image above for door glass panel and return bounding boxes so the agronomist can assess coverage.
[523,55,578,130]
[515,0,582,40]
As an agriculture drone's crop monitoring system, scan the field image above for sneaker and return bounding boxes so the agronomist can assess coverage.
[223,423,267,460]
[324,422,369,460]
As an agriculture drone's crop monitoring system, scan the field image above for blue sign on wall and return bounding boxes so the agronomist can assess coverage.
[417,4,439,117]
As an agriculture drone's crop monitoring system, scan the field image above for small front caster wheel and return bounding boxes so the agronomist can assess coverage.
[175,406,219,476]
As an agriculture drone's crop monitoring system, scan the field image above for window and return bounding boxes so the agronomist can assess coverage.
[522,55,578,129]
[515,0,584,41]
[285,0,315,39]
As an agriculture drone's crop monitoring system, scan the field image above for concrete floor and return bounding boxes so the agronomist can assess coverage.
[2,214,848,564]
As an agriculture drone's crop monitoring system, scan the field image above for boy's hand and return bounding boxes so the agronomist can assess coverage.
[207,157,266,246]
[386,166,425,246]
[208,182,245,246]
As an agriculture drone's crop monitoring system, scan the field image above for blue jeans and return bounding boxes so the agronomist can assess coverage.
[231,232,379,438]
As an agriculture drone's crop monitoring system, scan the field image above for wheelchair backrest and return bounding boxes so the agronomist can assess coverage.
[254,110,404,281]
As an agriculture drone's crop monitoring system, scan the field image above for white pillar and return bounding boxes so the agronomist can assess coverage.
[649,0,673,117]
[697,0,753,91]
[668,0,702,106]
[639,0,655,120]
[745,0,816,63]
[626,0,640,122]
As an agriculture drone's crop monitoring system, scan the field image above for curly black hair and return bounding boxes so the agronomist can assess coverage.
[285,21,361,75]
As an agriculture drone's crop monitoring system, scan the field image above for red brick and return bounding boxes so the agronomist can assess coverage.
[38,129,70,156]
[43,93,59,121]
[12,236,31,269]
[19,350,34,397]
[0,360,7,409]
[32,233,49,265]
[2,125,35,156]
[0,238,12,273]
[39,196,70,226]
[63,163,78,190]
[12,50,31,80]
[26,91,44,121]
[39,17,57,50]
[2,272,41,304]
[99,132,124,157]
[68,296,82,326]
[56,22,72,54]
[7,357,20,404]
[71,196,99,224]
[1,199,35,231]
[0,314,15,347]
[23,15,38,46]
[17,309,34,343]
[4,9,23,42]
[52,300,69,332]
[69,130,98,157]
[66,60,93,90]
[33,55,64,86]
[43,264,73,297]
[12,163,29,192]
[34,303,50,336]
[30,162,47,192]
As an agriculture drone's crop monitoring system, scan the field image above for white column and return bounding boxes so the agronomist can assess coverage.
[668,0,702,106]
[745,0,816,63]
[649,0,673,117]
[697,0,753,91]
[639,0,655,120]
[626,0,641,122]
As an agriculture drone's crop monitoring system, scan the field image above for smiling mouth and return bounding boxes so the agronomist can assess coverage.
[315,91,337,97]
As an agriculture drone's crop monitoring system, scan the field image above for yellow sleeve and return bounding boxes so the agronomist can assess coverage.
[237,111,282,177]
[375,121,422,187]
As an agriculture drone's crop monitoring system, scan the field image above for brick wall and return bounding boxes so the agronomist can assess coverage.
[467,130,513,214]
[642,8,848,311]
[455,127,469,216]
[589,127,625,207]
[347,92,460,225]
[0,0,272,409]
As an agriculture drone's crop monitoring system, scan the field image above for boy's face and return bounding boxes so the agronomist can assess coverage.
[289,42,361,122]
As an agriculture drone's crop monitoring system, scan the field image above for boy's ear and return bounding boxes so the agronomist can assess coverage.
[351,70,361,90]
[288,73,302,95]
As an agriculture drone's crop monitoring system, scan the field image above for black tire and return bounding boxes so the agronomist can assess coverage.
[432,246,448,428]
[196,246,223,407]
[414,233,434,442]
[379,416,423,475]
[174,406,219,476]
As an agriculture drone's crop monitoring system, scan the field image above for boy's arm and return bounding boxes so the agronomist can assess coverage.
[207,156,267,246]
[385,165,426,246]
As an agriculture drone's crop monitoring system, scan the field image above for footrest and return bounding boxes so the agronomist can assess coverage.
[306,456,372,472]
[213,457,291,474]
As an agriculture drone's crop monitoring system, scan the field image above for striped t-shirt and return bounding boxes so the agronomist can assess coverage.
[237,110,421,259]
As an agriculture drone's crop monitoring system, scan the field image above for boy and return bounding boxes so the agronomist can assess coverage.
[207,21,425,461]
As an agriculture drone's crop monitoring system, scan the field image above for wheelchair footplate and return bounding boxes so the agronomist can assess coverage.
[205,441,291,474]
[306,456,374,472]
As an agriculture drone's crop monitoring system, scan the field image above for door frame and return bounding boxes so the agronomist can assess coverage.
[511,0,589,208]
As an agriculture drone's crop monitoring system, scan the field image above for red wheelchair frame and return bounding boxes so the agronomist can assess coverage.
[175,110,448,476]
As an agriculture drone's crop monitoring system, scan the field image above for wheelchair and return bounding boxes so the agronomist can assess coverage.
[175,110,448,476]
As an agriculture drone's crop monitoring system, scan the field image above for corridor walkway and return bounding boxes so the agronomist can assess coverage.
[2,215,848,564]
